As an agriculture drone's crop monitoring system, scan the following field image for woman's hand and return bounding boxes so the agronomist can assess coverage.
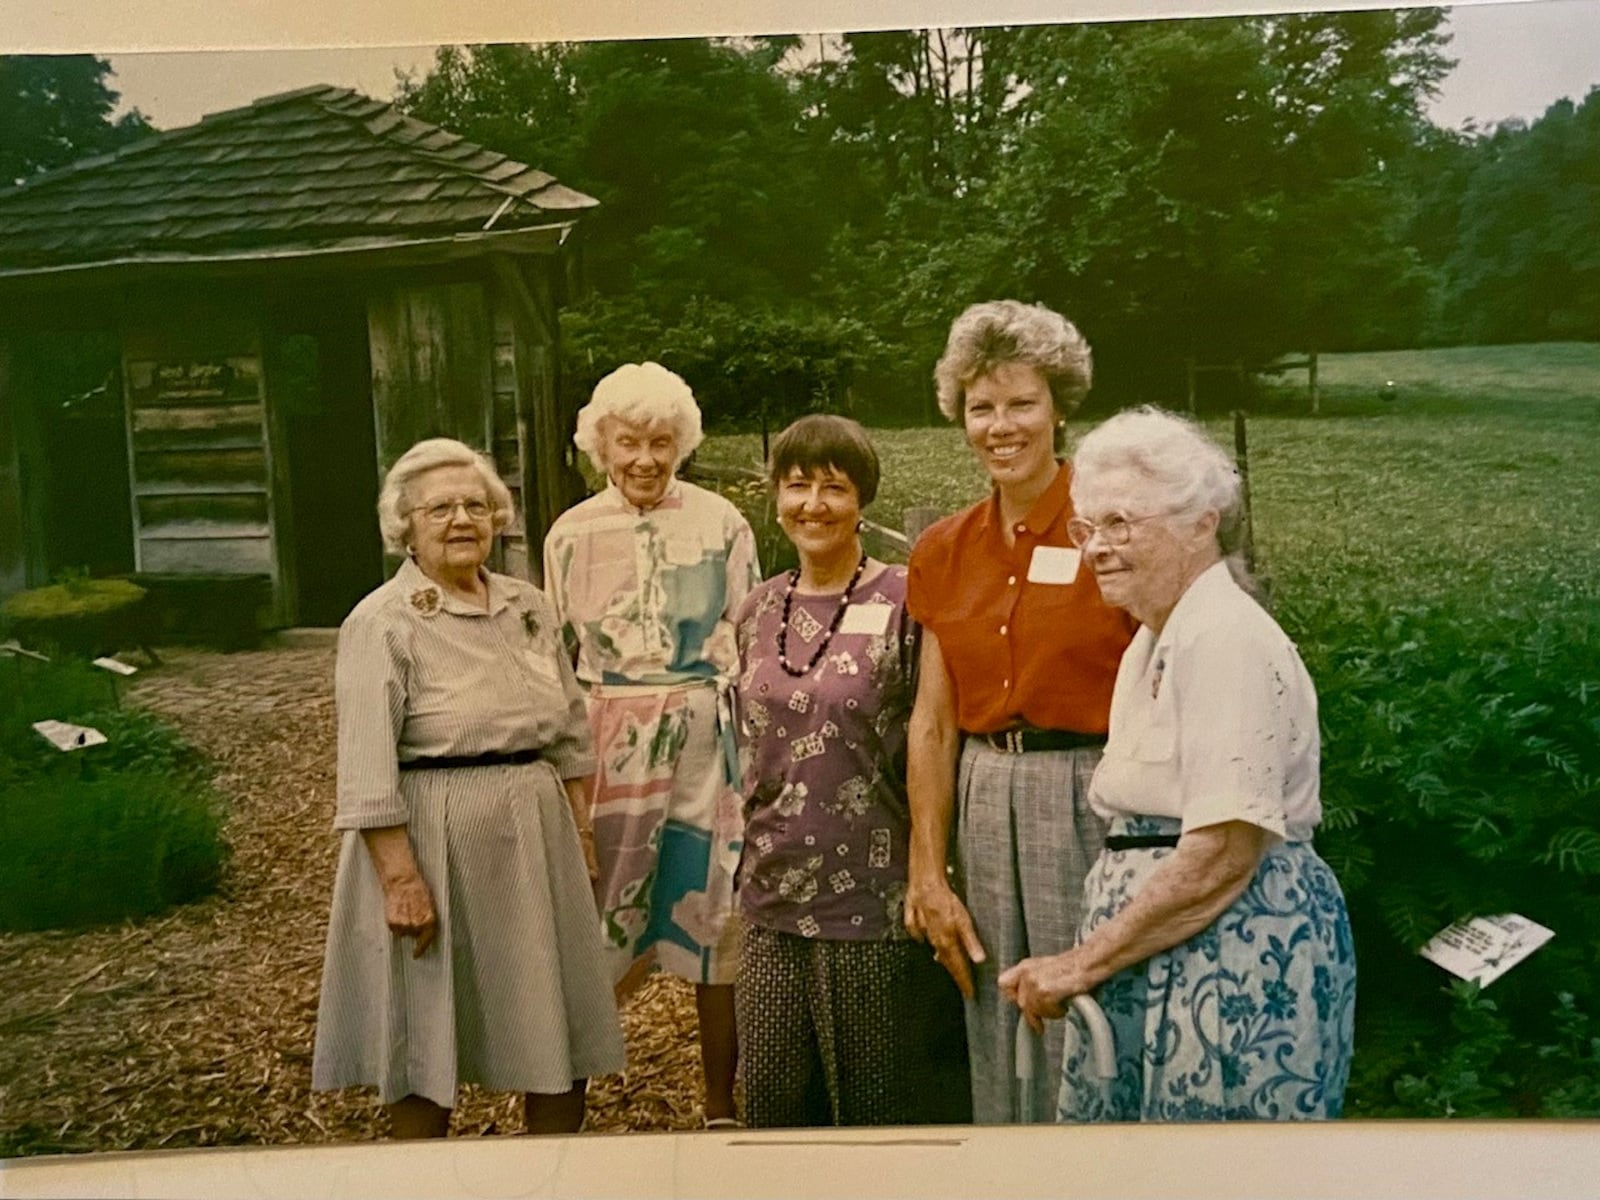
[905,875,987,999]
[998,951,1094,1034]
[578,828,601,884]
[381,872,438,959]
[360,825,437,959]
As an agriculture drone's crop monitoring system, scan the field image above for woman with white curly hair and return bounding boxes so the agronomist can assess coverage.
[313,437,624,1138]
[903,300,1138,1123]
[543,363,759,1127]
[998,407,1356,1122]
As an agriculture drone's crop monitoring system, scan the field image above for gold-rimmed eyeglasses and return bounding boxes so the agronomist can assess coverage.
[1066,511,1172,548]
[412,498,492,525]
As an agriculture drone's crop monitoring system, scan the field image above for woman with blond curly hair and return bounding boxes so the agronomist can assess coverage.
[903,301,1137,1123]
[312,437,624,1138]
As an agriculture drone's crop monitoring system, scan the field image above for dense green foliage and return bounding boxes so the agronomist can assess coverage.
[0,55,153,188]
[1420,88,1600,343]
[697,344,1600,1117]
[0,658,226,931]
[397,15,1460,420]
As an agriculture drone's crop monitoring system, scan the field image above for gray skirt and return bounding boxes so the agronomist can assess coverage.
[312,760,625,1107]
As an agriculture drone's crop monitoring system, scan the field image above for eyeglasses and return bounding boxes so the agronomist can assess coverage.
[1066,511,1172,548]
[413,498,492,525]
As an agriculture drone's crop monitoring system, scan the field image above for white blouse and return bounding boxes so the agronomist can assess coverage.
[1088,561,1322,843]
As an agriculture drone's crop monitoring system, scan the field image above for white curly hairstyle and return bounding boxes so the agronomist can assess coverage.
[1071,405,1256,590]
[375,437,514,555]
[573,362,705,475]
[933,300,1093,421]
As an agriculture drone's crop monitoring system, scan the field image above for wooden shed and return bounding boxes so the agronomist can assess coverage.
[0,85,596,628]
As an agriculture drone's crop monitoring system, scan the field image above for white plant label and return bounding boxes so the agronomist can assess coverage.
[93,656,139,676]
[1419,913,1554,987]
[32,720,108,752]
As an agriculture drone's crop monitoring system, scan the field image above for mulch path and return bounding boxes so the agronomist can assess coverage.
[0,643,704,1158]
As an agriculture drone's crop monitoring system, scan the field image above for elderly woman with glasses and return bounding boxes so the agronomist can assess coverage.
[904,300,1138,1123]
[312,437,625,1138]
[998,406,1356,1122]
[732,414,969,1128]
[543,363,759,1127]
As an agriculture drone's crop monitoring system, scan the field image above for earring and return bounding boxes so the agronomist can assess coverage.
[856,519,865,533]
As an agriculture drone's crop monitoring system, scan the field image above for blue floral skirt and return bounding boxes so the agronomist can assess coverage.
[1057,815,1356,1122]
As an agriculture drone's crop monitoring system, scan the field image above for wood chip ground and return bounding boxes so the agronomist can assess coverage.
[0,644,705,1157]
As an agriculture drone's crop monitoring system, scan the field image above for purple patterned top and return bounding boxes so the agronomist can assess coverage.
[733,564,917,941]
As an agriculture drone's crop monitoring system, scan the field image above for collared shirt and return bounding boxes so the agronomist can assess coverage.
[332,557,596,831]
[542,477,761,688]
[906,461,1137,736]
[1089,561,1322,842]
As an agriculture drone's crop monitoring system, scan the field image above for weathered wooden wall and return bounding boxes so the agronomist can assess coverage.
[488,255,585,587]
[368,273,559,584]
[120,299,282,609]
[0,339,32,596]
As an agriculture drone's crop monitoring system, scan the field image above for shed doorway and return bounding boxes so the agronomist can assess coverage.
[268,302,383,628]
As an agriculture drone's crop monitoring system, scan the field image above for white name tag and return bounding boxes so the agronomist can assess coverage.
[664,536,704,567]
[1027,545,1081,585]
[838,603,892,636]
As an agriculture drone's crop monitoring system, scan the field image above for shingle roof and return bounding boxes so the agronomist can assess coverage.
[0,85,597,273]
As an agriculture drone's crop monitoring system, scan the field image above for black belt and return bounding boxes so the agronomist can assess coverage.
[399,749,543,772]
[978,727,1106,754]
[1105,834,1181,851]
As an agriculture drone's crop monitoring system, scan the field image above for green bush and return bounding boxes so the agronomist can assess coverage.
[0,658,228,932]
[0,766,225,931]
[1283,588,1600,1116]
[0,574,150,657]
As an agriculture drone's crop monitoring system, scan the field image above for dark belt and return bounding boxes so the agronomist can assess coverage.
[398,749,543,772]
[1105,834,1181,851]
[977,727,1106,754]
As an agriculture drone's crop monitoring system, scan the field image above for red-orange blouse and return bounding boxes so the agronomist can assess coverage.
[906,462,1138,736]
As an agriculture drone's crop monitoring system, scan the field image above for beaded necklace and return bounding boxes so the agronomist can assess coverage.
[777,552,869,677]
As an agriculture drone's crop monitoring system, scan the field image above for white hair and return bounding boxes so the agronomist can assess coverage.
[1072,406,1255,588]
[376,437,514,555]
[573,362,705,474]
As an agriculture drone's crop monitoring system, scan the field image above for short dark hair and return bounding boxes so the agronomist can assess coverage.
[767,414,881,506]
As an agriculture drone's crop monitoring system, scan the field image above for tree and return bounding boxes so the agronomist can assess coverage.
[1439,89,1600,343]
[0,56,154,188]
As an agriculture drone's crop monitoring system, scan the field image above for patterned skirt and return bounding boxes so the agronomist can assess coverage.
[1057,815,1356,1122]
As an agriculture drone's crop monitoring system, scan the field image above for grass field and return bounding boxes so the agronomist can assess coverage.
[699,342,1600,1117]
[699,342,1600,606]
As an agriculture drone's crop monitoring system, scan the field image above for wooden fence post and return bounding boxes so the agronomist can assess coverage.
[1308,349,1320,416]
[903,506,941,548]
[1232,410,1257,575]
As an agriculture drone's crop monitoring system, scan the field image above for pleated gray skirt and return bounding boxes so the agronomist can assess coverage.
[311,760,626,1108]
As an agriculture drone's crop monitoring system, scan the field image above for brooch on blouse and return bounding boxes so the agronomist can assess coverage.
[521,609,541,639]
[1151,655,1166,700]
[408,586,442,617]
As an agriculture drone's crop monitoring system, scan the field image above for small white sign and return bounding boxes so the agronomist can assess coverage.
[0,639,50,662]
[838,603,892,636]
[1027,545,1081,585]
[1419,913,1555,987]
[32,720,109,752]
[93,656,139,677]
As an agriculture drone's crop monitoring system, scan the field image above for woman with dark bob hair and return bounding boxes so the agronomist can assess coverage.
[733,414,969,1127]
[903,301,1138,1122]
